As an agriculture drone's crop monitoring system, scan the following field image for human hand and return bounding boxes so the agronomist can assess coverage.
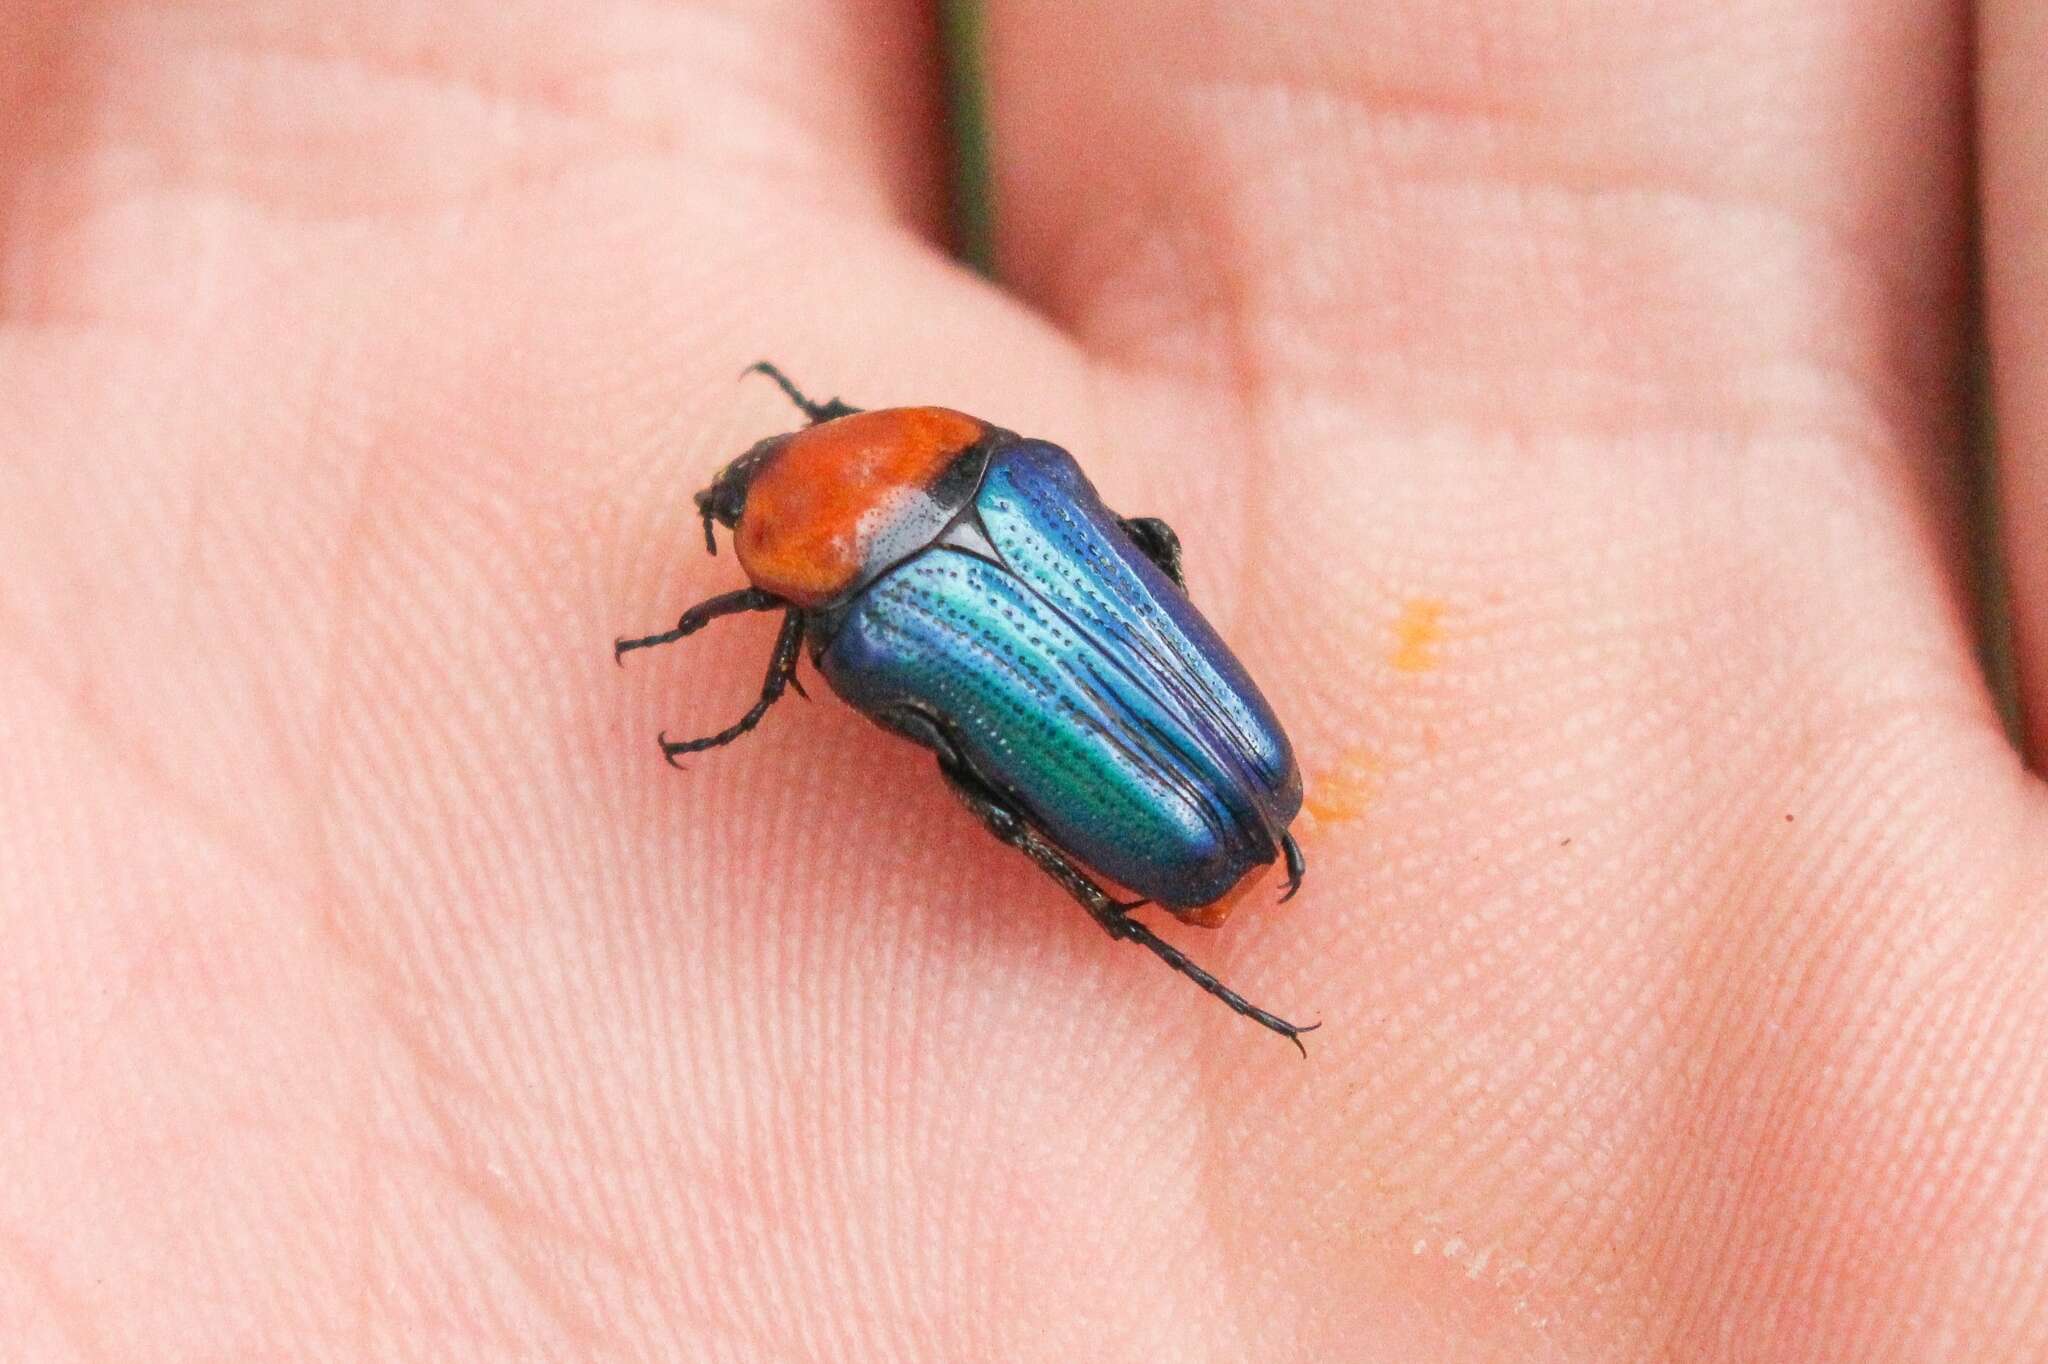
[4,0,2044,1358]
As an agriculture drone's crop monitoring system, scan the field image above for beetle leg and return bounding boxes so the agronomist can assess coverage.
[1118,516,1186,592]
[615,586,782,663]
[658,609,805,763]
[936,757,1317,1055]
[1107,917,1318,1057]
[1279,831,1306,902]
[744,360,861,424]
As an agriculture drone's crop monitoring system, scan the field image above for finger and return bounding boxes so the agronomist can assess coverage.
[1981,0,2048,759]
[0,0,951,322]
[984,0,1970,501]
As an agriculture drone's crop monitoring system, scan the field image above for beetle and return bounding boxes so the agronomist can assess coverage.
[617,363,1316,1051]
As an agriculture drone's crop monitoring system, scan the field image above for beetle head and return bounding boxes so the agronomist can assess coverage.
[692,433,788,555]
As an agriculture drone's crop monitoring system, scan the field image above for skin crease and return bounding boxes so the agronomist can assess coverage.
[2,0,2047,1358]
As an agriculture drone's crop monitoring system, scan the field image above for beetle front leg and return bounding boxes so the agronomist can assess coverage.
[658,609,805,764]
[936,757,1317,1055]
[1118,516,1186,591]
[744,360,861,425]
[615,586,782,662]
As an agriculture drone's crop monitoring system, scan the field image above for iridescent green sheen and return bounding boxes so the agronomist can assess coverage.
[818,438,1299,909]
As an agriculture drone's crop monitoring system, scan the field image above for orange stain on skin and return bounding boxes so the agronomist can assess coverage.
[1303,746,1379,825]
[1179,750,1386,928]
[1391,597,1447,672]
[1173,859,1276,928]
[736,406,985,606]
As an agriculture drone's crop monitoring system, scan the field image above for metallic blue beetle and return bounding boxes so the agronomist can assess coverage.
[617,364,1313,1049]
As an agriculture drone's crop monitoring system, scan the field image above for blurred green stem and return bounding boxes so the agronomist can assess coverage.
[943,0,994,275]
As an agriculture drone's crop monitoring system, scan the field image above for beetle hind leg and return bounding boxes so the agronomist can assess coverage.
[1279,832,1306,902]
[1108,916,1320,1057]
[936,756,1316,1054]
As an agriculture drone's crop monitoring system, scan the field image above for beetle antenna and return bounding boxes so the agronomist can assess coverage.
[702,510,718,556]
[743,360,860,425]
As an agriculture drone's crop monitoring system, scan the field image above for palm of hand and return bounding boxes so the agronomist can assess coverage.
[5,2,2045,1360]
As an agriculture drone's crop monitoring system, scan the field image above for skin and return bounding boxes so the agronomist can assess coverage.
[2,0,2045,1358]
